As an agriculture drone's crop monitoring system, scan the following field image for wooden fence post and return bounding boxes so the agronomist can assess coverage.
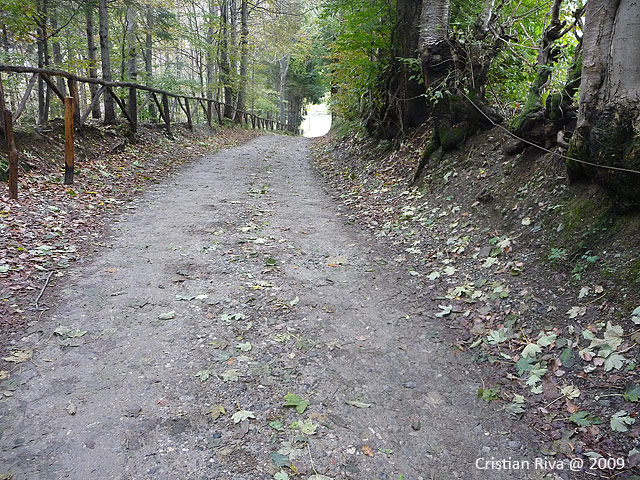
[64,97,74,185]
[67,78,81,127]
[4,110,18,199]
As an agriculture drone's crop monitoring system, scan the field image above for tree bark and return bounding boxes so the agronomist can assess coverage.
[219,0,234,119]
[86,0,101,119]
[144,10,156,121]
[278,54,290,125]
[569,0,640,209]
[236,0,249,118]
[36,0,50,124]
[370,0,426,139]
[98,0,116,123]
[206,0,217,100]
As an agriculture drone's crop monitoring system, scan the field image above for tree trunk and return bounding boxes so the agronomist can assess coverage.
[369,0,426,139]
[50,7,66,100]
[36,0,50,124]
[569,0,640,210]
[99,0,116,124]
[86,0,101,119]
[144,10,156,121]
[126,5,137,82]
[219,0,234,119]
[206,0,217,100]
[418,0,451,91]
[413,0,500,183]
[279,54,290,125]
[236,0,249,118]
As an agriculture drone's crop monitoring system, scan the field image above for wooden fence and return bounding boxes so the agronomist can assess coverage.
[0,65,301,199]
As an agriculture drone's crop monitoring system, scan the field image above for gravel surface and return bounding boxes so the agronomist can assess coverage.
[0,135,534,479]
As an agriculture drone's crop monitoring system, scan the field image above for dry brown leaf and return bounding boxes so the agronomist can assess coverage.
[362,445,375,457]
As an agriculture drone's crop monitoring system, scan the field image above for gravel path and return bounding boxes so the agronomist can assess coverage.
[0,136,533,479]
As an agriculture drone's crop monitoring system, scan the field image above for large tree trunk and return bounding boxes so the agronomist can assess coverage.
[86,0,101,119]
[126,5,137,82]
[50,7,66,101]
[206,0,217,100]
[413,0,500,183]
[144,10,156,121]
[36,0,50,125]
[98,0,116,124]
[569,0,640,210]
[278,54,290,125]
[219,0,234,119]
[235,0,249,119]
[369,0,427,140]
[418,0,451,91]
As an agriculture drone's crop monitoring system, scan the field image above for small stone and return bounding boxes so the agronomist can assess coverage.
[508,441,521,449]
[482,446,491,454]
[403,381,417,389]
[411,420,422,431]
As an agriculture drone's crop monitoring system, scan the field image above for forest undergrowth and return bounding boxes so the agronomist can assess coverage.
[313,124,640,476]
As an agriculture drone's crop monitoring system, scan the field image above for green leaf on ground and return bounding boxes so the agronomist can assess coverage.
[157,311,176,320]
[208,404,226,419]
[221,369,241,382]
[236,342,252,352]
[477,387,500,403]
[487,328,509,345]
[610,411,635,432]
[561,385,580,399]
[521,343,542,358]
[604,353,625,372]
[283,393,309,414]
[269,420,284,431]
[53,326,87,339]
[274,472,289,480]
[346,400,371,408]
[299,419,319,435]
[434,305,452,317]
[632,306,640,325]
[505,403,526,415]
[560,347,575,368]
[623,383,640,402]
[231,410,255,423]
[515,357,534,375]
[270,452,290,467]
[570,411,602,427]
[194,370,210,382]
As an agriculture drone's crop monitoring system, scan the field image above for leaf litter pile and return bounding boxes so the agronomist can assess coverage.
[312,129,640,476]
[0,123,258,360]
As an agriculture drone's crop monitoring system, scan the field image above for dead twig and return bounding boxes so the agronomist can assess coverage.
[35,271,54,311]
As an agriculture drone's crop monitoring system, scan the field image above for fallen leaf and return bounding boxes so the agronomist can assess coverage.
[157,311,176,320]
[208,404,226,419]
[346,400,371,408]
[362,445,375,457]
[231,409,255,424]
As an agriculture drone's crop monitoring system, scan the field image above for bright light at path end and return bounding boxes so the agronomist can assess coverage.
[302,103,332,138]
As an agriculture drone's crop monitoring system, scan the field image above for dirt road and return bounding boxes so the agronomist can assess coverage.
[0,136,532,479]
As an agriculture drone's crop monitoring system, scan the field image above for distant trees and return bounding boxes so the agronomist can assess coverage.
[0,0,327,129]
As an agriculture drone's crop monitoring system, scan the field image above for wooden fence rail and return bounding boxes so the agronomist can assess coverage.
[0,65,302,199]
